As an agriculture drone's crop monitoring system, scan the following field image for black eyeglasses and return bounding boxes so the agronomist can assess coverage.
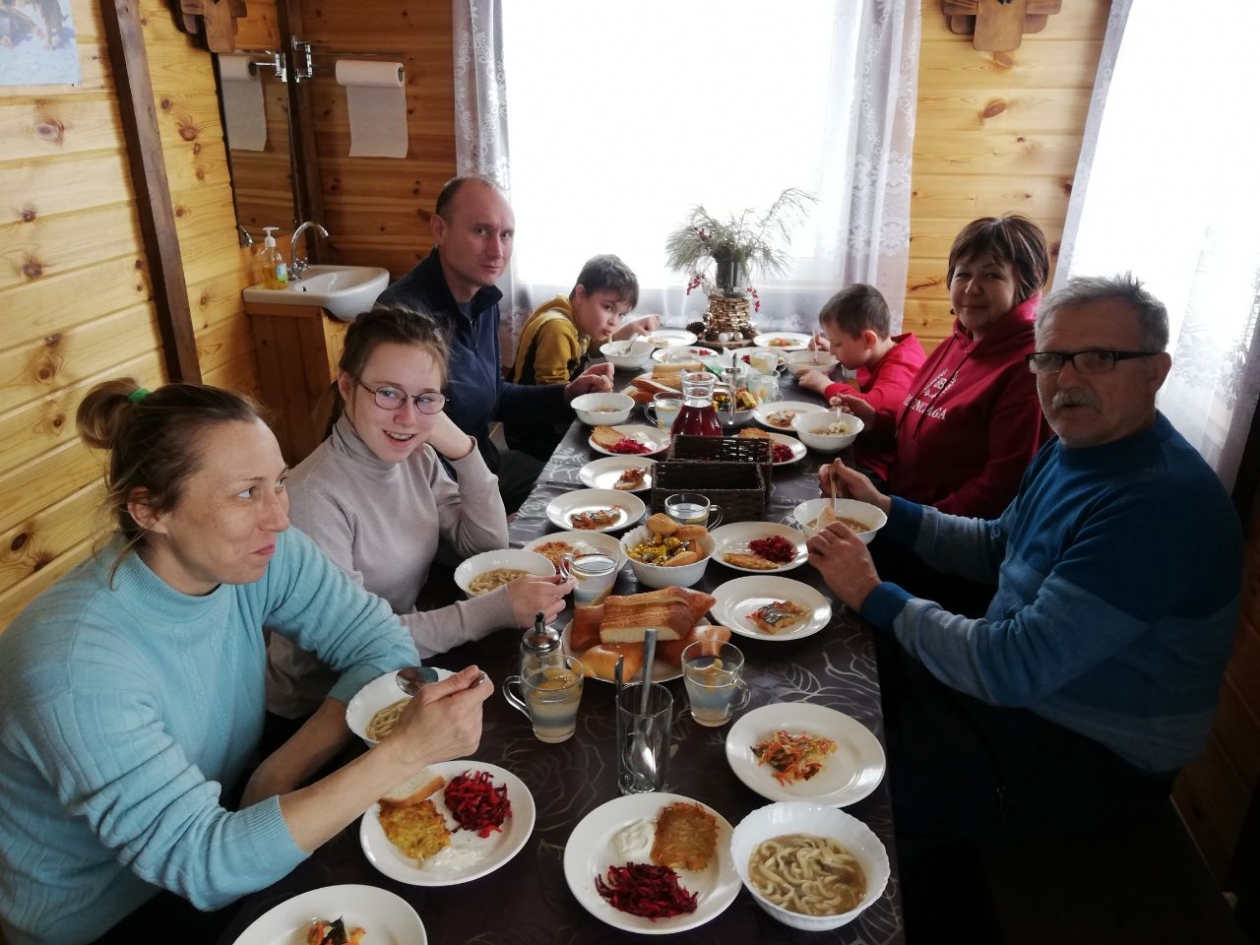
[1025,350,1159,375]
[356,380,446,414]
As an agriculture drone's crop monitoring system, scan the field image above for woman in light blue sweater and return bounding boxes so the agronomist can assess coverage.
[0,380,491,945]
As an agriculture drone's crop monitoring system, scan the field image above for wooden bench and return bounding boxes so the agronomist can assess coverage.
[981,801,1247,944]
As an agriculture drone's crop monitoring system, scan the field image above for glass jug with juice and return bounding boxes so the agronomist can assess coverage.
[671,372,732,437]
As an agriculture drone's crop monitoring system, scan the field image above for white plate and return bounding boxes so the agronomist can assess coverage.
[346,667,457,747]
[709,522,808,573]
[231,884,426,945]
[561,620,684,684]
[738,431,807,465]
[752,331,811,351]
[360,760,536,887]
[545,489,647,533]
[725,704,887,807]
[563,793,741,935]
[728,346,785,369]
[710,576,831,641]
[587,424,671,458]
[523,530,627,568]
[650,345,719,363]
[752,400,822,432]
[646,329,698,348]
[578,456,657,493]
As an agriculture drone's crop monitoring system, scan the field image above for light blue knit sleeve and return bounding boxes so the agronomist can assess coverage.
[257,528,419,705]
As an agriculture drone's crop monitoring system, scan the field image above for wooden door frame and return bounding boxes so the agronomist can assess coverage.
[101,0,202,383]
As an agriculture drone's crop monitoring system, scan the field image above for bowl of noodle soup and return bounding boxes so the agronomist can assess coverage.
[454,549,557,599]
[730,801,890,931]
[346,666,455,747]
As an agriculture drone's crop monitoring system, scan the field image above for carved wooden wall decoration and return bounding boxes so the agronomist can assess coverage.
[943,0,1062,52]
[171,0,248,53]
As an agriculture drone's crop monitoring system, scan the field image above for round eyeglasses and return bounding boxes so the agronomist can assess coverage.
[1025,350,1158,375]
[356,380,446,414]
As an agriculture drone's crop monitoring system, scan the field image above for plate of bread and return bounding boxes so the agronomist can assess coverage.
[725,703,886,806]
[563,792,740,934]
[564,586,724,683]
[709,576,832,641]
[618,364,693,406]
[360,760,536,886]
[588,424,670,457]
[708,522,808,573]
[546,489,647,533]
[579,456,656,493]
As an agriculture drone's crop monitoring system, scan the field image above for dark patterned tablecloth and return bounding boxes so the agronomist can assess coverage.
[218,371,904,945]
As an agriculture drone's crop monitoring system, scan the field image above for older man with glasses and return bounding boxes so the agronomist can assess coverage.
[808,274,1242,930]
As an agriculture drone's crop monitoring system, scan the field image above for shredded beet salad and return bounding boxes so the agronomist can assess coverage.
[594,863,699,919]
[444,770,511,838]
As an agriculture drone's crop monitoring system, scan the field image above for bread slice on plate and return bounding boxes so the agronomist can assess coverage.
[380,767,445,807]
[591,425,625,449]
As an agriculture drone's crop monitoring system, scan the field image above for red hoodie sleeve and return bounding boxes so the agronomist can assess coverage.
[832,336,926,440]
[934,367,1049,518]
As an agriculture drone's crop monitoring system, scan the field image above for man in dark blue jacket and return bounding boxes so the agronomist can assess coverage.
[377,176,613,511]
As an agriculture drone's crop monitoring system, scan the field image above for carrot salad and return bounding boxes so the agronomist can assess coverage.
[751,730,838,785]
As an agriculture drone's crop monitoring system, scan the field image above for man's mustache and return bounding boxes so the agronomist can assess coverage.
[1051,390,1100,410]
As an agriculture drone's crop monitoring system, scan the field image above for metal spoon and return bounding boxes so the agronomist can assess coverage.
[396,665,440,696]
[631,630,659,789]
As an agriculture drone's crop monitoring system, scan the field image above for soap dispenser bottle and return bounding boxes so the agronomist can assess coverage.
[259,227,289,289]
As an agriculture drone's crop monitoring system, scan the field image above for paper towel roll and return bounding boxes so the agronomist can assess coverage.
[219,54,266,152]
[335,60,408,159]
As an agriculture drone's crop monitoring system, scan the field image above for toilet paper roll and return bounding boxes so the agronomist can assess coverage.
[219,54,266,152]
[335,60,408,158]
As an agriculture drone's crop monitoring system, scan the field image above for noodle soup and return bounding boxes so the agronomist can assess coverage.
[747,833,867,916]
[468,567,527,595]
[366,697,408,741]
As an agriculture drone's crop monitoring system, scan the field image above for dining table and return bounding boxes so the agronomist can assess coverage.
[217,358,905,944]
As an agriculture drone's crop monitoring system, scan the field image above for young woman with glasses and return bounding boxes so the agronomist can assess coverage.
[266,306,571,722]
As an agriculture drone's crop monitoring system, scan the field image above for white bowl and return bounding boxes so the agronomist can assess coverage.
[600,340,655,370]
[345,667,453,747]
[783,349,840,377]
[792,410,864,451]
[792,498,887,545]
[571,392,635,426]
[730,801,891,931]
[454,548,556,598]
[620,524,715,589]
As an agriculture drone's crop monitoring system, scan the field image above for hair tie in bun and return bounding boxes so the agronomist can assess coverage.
[128,388,151,403]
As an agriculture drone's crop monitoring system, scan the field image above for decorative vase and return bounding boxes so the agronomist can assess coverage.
[712,257,747,298]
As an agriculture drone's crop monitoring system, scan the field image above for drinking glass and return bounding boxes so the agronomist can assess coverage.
[681,641,751,727]
[749,351,780,376]
[503,656,585,743]
[616,682,673,794]
[558,552,618,607]
[748,370,780,405]
[652,392,683,431]
[664,492,722,529]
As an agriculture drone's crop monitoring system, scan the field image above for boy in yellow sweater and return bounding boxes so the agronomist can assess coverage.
[506,255,641,458]
[510,254,641,386]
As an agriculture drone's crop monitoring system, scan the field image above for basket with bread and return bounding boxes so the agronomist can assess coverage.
[620,513,715,588]
[566,586,730,682]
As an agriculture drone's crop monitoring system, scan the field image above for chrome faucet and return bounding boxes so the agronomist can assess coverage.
[290,221,328,280]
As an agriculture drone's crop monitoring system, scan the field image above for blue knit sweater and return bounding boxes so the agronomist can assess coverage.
[862,414,1241,773]
[0,528,418,945]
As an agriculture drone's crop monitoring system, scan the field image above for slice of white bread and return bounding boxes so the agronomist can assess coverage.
[591,425,625,449]
[380,767,445,807]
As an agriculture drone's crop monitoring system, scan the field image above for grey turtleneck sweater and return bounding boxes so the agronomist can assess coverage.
[265,414,515,718]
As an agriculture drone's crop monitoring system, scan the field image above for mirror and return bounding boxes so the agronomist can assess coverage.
[217,53,297,243]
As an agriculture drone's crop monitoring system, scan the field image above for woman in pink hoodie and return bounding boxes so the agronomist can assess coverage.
[836,215,1052,519]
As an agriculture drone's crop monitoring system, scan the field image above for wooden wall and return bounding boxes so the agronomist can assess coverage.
[296,0,456,277]
[906,0,1108,350]
[0,0,257,631]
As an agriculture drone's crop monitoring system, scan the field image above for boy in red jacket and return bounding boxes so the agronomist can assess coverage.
[797,284,925,485]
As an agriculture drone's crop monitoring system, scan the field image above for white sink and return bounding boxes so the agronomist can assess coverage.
[243,265,390,321]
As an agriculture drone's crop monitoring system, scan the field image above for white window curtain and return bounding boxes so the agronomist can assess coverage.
[1056,0,1260,491]
[454,0,918,356]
